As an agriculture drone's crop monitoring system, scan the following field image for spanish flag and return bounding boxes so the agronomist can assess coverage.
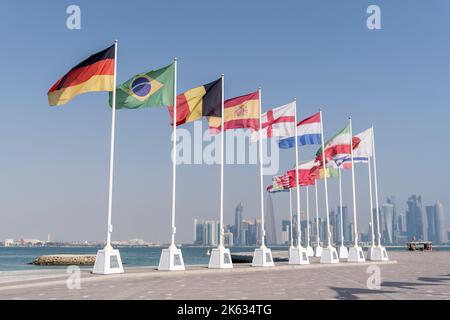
[48,45,115,106]
[168,78,222,126]
[209,90,260,133]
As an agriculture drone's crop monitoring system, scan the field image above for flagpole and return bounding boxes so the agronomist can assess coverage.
[293,99,302,248]
[105,40,118,250]
[319,109,331,248]
[314,179,320,245]
[258,87,265,248]
[170,58,178,250]
[368,156,375,247]
[289,188,294,247]
[372,126,382,247]
[348,117,359,247]
[306,185,311,248]
[219,73,225,248]
[338,168,344,246]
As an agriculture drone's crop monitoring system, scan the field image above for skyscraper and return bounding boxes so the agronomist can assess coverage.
[426,206,436,242]
[382,203,394,244]
[337,206,350,243]
[234,203,243,246]
[194,219,205,245]
[265,194,278,245]
[406,195,424,241]
[281,219,291,245]
[434,201,447,243]
[387,196,400,242]
[204,221,219,246]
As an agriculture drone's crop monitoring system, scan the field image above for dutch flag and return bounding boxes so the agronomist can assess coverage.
[278,112,322,148]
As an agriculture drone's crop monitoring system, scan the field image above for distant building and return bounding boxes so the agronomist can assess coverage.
[223,232,234,246]
[281,219,291,245]
[194,219,205,245]
[234,203,244,245]
[426,206,436,242]
[4,239,14,247]
[382,203,394,244]
[406,195,424,241]
[265,194,278,245]
[337,206,350,243]
[434,201,447,243]
[387,196,400,243]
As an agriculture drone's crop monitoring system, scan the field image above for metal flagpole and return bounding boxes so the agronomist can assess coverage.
[289,188,294,247]
[293,99,302,248]
[338,168,344,246]
[372,126,382,247]
[349,117,358,246]
[368,157,375,247]
[105,40,119,250]
[170,58,178,250]
[314,180,320,245]
[306,186,310,248]
[219,74,225,248]
[258,87,265,248]
[319,109,331,248]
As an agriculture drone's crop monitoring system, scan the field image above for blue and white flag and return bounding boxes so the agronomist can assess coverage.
[278,112,322,148]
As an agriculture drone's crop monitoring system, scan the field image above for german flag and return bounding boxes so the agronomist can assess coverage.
[48,45,115,106]
[168,78,222,126]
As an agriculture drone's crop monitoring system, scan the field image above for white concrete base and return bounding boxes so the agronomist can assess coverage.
[348,246,366,263]
[288,246,310,265]
[368,246,389,261]
[252,246,274,267]
[320,246,340,264]
[92,248,124,274]
[158,246,185,271]
[208,246,233,269]
[314,244,323,257]
[338,245,349,259]
[306,245,314,257]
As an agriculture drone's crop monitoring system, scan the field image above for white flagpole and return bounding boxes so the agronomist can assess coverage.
[349,117,359,246]
[258,87,266,248]
[289,188,294,247]
[105,40,118,250]
[293,99,302,247]
[372,126,382,247]
[306,185,311,248]
[338,168,344,246]
[170,58,178,249]
[368,156,375,247]
[319,109,331,248]
[219,74,225,248]
[314,179,320,245]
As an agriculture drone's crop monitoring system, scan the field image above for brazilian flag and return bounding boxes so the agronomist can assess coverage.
[110,63,174,109]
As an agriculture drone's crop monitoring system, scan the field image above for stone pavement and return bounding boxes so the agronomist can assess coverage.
[0,251,449,300]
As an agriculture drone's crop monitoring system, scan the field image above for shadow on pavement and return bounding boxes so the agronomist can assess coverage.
[329,287,396,300]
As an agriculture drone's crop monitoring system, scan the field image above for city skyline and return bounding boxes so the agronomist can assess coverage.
[1,1,450,243]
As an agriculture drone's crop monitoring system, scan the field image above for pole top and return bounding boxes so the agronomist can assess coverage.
[173,57,178,61]
[114,39,118,43]
[221,73,224,77]
[319,107,323,112]
[293,98,297,102]
[258,86,262,90]
[349,116,352,120]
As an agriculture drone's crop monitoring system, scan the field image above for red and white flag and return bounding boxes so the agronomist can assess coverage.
[250,102,295,142]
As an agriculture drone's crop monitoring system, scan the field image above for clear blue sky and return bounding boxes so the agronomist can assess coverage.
[0,0,449,243]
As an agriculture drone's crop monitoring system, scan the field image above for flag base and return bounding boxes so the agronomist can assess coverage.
[368,246,389,261]
[320,246,340,264]
[288,246,310,265]
[348,246,366,263]
[338,245,349,259]
[92,247,124,274]
[208,246,233,269]
[252,246,274,267]
[158,246,185,271]
[306,245,314,257]
[314,244,323,257]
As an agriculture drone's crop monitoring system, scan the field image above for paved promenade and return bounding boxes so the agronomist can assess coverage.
[0,251,450,300]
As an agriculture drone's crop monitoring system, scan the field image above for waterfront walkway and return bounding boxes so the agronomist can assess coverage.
[0,252,449,299]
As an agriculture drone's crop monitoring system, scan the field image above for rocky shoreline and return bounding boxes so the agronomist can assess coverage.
[31,254,96,266]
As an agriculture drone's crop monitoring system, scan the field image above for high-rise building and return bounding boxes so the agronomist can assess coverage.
[426,206,436,242]
[194,219,205,245]
[434,201,447,243]
[234,203,243,245]
[382,203,394,244]
[265,194,278,245]
[255,219,263,246]
[281,219,291,245]
[387,196,399,242]
[406,195,424,241]
[204,220,219,246]
[337,206,350,243]
[223,232,234,246]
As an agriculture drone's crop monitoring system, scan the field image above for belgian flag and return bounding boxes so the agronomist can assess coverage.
[168,78,222,126]
[48,45,115,106]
